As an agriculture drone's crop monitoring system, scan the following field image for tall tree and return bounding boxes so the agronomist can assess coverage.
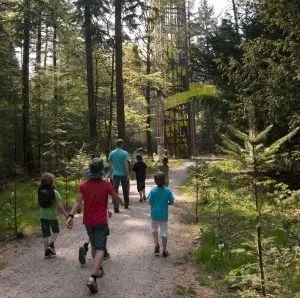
[84,2,97,138]
[22,0,34,171]
[115,0,125,139]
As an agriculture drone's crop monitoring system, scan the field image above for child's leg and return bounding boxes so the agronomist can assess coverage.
[160,221,169,256]
[83,238,90,250]
[40,219,51,256]
[43,237,49,250]
[139,191,143,201]
[151,221,160,253]
[49,232,58,245]
[91,245,96,259]
[152,231,159,245]
[79,238,90,265]
[48,220,60,254]
[142,179,146,200]
[162,236,167,252]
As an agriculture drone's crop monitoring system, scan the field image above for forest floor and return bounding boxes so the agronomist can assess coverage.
[0,162,216,298]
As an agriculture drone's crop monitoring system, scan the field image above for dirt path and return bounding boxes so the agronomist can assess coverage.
[0,162,215,298]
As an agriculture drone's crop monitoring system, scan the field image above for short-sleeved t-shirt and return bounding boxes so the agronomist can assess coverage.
[79,179,114,225]
[147,186,174,221]
[132,161,147,180]
[109,148,129,176]
[39,190,62,220]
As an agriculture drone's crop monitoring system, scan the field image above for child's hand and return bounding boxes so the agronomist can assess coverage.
[66,217,73,229]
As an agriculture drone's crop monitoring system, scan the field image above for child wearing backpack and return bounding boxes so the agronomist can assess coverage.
[38,172,68,257]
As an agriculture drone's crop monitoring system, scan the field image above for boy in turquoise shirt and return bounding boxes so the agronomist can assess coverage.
[147,171,174,257]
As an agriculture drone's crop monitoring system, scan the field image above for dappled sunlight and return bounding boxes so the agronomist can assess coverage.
[122,218,147,228]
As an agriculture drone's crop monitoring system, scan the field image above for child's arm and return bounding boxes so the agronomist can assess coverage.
[168,190,175,205]
[105,161,112,179]
[56,201,68,219]
[66,192,83,229]
[111,191,124,207]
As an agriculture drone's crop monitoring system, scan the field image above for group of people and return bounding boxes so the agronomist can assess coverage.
[37,139,174,293]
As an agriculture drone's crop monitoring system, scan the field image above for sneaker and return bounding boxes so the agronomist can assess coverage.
[104,251,110,260]
[45,246,56,257]
[48,242,56,255]
[114,209,120,213]
[139,198,143,202]
[143,195,147,201]
[154,244,160,254]
[86,277,98,293]
[124,205,129,209]
[79,246,87,265]
[162,250,169,257]
[45,249,50,257]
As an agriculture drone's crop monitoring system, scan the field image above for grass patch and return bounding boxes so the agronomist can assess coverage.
[0,262,7,270]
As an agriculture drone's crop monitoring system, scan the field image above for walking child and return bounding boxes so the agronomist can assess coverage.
[158,156,169,186]
[78,162,113,265]
[132,154,147,202]
[38,172,68,257]
[147,171,174,257]
[66,158,124,293]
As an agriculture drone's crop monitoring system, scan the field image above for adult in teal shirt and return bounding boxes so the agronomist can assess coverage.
[108,139,130,212]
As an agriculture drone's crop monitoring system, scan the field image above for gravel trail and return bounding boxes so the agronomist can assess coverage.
[0,162,215,298]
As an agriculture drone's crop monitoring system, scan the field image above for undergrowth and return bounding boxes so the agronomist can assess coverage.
[181,158,300,297]
[0,178,77,238]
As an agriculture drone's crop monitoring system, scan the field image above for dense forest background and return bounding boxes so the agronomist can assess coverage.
[1,0,299,178]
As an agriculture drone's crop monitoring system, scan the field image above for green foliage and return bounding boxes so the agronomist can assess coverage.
[0,177,77,238]
[175,284,197,296]
[183,157,300,297]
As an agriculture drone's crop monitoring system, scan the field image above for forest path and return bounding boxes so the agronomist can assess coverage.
[0,162,215,298]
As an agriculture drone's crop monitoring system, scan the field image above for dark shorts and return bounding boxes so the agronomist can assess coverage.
[40,219,59,238]
[136,179,145,192]
[85,224,109,252]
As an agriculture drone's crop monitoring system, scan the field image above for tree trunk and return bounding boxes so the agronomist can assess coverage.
[107,49,115,159]
[43,25,48,68]
[53,23,58,102]
[22,0,34,172]
[84,3,97,138]
[36,11,42,170]
[115,0,125,139]
[231,0,240,42]
[145,29,153,158]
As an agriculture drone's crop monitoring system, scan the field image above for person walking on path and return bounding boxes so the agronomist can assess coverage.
[147,171,174,257]
[38,172,68,257]
[132,154,147,202]
[66,158,124,293]
[108,139,130,212]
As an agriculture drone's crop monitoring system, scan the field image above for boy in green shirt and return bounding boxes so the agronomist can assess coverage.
[38,172,68,257]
